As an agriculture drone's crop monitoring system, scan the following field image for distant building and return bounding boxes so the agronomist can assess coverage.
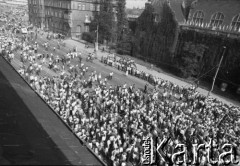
[28,0,119,38]
[28,0,102,37]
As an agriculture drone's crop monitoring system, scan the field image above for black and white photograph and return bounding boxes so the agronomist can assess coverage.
[0,0,240,165]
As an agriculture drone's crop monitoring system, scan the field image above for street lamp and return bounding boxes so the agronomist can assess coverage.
[207,46,227,97]
[95,24,99,52]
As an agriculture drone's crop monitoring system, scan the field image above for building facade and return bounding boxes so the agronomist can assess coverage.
[28,0,110,37]
[70,0,100,38]
[44,0,72,36]
[28,0,45,28]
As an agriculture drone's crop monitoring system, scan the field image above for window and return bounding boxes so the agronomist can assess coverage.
[82,4,85,10]
[210,12,224,27]
[231,14,240,30]
[192,11,204,24]
[85,25,89,32]
[90,4,94,11]
[78,3,81,10]
[96,4,100,11]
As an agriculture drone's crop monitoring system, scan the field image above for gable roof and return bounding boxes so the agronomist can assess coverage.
[151,0,185,23]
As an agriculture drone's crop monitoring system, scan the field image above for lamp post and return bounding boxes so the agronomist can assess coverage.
[207,46,226,97]
[95,24,99,52]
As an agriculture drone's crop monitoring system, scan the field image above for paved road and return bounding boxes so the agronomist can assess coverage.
[0,56,103,165]
[63,38,240,107]
[11,34,155,92]
[20,32,239,106]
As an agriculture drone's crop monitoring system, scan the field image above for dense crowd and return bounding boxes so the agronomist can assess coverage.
[1,8,240,166]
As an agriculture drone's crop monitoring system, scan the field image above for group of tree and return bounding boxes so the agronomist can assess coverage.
[85,0,128,46]
[133,1,178,63]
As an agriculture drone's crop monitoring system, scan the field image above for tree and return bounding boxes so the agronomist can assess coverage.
[89,0,114,43]
[116,0,128,42]
[133,1,178,62]
[180,42,206,78]
[156,1,178,61]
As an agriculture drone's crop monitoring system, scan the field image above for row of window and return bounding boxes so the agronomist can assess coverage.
[30,8,38,14]
[76,25,89,33]
[49,21,89,33]
[29,0,100,11]
[192,11,240,29]
[29,0,38,5]
[50,21,69,31]
[45,9,69,19]
[76,3,100,11]
[44,0,71,9]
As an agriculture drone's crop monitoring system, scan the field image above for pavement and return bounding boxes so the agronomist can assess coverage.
[0,56,103,165]
[64,38,240,107]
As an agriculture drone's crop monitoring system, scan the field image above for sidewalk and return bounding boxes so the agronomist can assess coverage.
[64,39,240,106]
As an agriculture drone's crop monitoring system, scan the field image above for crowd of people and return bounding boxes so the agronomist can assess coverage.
[1,7,240,166]
[102,55,162,85]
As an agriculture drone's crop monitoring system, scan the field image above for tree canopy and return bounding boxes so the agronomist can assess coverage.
[89,0,114,43]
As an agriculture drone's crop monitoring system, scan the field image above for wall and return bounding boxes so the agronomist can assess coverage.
[43,0,71,35]
[70,0,99,38]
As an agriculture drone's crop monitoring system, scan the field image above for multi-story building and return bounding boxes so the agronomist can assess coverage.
[28,0,105,37]
[28,0,119,37]
[44,0,72,36]
[70,0,101,38]
[28,0,44,28]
